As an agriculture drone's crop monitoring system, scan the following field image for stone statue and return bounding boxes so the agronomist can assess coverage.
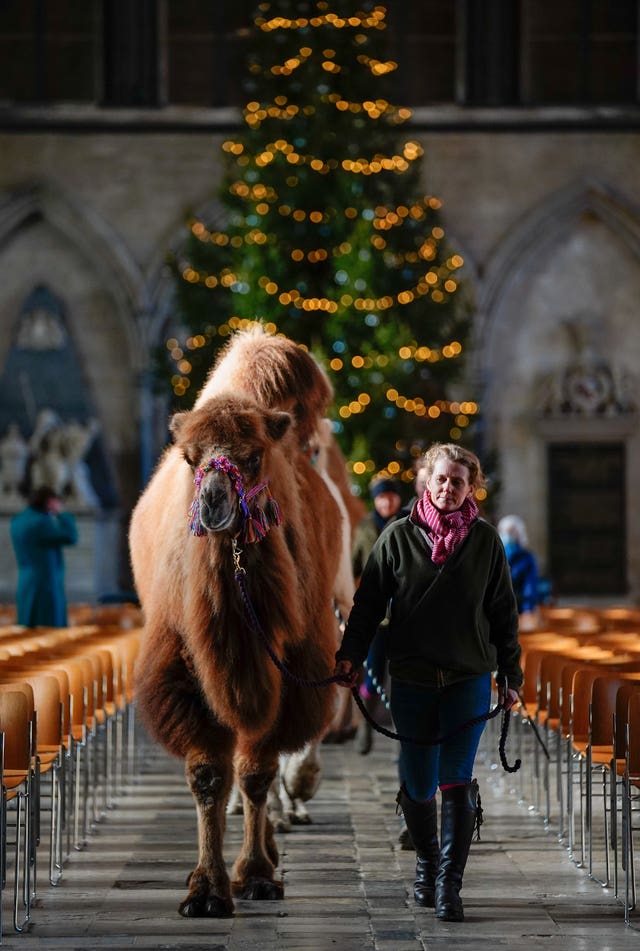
[62,418,101,510]
[0,423,29,511]
[27,409,101,510]
[28,409,67,497]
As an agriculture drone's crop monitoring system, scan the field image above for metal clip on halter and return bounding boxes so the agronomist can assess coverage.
[232,537,245,575]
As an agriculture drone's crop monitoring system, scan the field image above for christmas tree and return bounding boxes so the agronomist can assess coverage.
[168,0,476,495]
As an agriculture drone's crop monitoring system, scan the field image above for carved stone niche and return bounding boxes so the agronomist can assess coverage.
[536,367,637,438]
[536,313,637,428]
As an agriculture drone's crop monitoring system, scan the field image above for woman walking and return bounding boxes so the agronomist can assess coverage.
[334,443,522,922]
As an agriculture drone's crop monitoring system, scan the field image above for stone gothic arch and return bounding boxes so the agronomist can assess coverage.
[473,179,640,375]
[0,182,146,369]
[0,182,155,600]
[468,179,640,599]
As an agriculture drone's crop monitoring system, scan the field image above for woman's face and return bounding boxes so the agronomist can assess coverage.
[426,457,474,513]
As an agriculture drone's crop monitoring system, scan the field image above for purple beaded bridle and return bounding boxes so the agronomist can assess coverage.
[188,454,282,543]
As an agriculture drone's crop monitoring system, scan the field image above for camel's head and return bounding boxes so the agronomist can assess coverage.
[170,395,291,539]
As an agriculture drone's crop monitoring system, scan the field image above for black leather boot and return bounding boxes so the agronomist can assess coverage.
[435,780,482,922]
[396,785,439,907]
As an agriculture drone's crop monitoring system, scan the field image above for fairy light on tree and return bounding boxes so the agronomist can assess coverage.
[167,0,475,492]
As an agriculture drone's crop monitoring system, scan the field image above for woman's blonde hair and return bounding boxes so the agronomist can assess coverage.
[422,443,487,489]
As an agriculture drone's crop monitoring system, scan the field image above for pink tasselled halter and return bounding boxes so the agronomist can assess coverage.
[187,455,282,543]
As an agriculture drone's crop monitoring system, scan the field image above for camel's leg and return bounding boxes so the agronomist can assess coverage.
[181,744,235,918]
[281,744,321,825]
[227,781,243,816]
[277,760,301,824]
[135,627,237,918]
[231,754,283,900]
[267,768,291,833]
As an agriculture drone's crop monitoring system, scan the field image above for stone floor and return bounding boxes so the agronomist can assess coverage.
[2,714,639,951]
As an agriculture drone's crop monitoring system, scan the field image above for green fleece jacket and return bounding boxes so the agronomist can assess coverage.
[336,513,523,689]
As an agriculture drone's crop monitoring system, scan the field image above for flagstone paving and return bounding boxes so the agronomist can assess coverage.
[2,718,638,950]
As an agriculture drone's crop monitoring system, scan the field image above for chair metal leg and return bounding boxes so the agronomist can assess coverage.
[13,788,31,933]
[49,760,63,886]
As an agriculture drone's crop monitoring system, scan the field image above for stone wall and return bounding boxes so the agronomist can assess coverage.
[0,116,638,600]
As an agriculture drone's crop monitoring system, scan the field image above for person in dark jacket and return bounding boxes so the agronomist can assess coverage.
[10,486,78,626]
[351,476,403,755]
[334,443,522,923]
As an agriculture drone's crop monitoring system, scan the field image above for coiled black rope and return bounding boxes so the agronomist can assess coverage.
[352,687,520,773]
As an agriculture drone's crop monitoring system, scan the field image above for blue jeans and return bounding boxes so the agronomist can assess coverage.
[390,674,492,802]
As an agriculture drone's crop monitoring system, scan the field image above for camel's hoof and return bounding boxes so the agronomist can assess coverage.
[179,894,234,918]
[231,878,284,901]
[271,816,291,833]
[289,810,311,825]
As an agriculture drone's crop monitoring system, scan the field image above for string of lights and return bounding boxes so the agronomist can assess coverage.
[167,0,477,492]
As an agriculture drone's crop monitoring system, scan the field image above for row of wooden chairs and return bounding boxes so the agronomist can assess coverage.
[538,605,640,634]
[0,603,143,630]
[0,621,141,941]
[502,624,640,927]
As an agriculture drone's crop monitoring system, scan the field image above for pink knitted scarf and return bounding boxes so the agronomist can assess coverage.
[414,492,479,564]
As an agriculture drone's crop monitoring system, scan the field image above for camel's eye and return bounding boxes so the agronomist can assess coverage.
[246,451,262,477]
[183,448,198,470]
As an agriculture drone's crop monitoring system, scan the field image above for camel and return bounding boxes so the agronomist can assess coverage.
[203,325,362,752]
[130,330,344,917]
[254,417,358,832]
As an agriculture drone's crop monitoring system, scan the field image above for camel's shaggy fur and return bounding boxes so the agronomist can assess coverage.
[195,325,333,447]
[130,329,343,917]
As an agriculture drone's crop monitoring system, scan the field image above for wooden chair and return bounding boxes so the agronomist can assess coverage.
[9,673,64,887]
[584,673,640,888]
[65,654,97,850]
[623,691,640,924]
[601,608,640,632]
[568,660,640,869]
[611,682,640,900]
[565,664,613,866]
[538,607,603,635]
[535,650,616,840]
[85,635,132,801]
[518,644,616,825]
[103,631,141,788]
[0,688,33,935]
[24,655,90,856]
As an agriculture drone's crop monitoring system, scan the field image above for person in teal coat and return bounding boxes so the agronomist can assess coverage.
[10,487,78,626]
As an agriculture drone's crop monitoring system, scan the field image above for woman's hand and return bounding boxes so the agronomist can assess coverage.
[498,685,520,711]
[334,659,358,687]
